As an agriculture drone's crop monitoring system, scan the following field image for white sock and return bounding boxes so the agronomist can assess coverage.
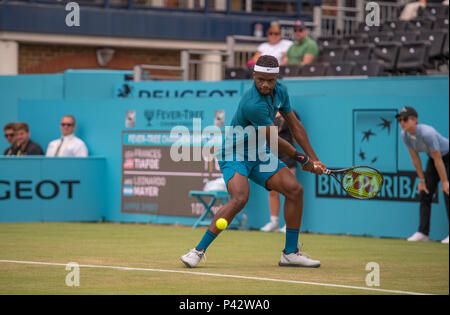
[270,216,279,224]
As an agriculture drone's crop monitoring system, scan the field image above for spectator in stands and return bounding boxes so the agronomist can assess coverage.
[396,106,449,244]
[11,122,44,156]
[281,20,319,66]
[3,122,17,155]
[247,22,292,66]
[46,115,88,157]
[399,0,427,21]
[261,110,301,233]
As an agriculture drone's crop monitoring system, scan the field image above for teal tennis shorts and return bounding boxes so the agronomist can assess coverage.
[218,157,286,191]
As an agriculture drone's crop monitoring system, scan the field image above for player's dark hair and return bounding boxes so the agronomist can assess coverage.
[255,55,279,68]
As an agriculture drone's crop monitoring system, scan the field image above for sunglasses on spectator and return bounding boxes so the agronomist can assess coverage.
[294,28,306,32]
[268,32,281,36]
[4,133,14,138]
[397,117,409,123]
[61,123,74,127]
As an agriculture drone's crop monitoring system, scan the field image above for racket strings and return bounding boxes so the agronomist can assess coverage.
[342,168,383,199]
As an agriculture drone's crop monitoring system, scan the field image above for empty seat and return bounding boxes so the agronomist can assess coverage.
[396,41,431,73]
[345,44,374,62]
[298,63,328,77]
[434,17,449,31]
[367,31,394,45]
[408,19,434,31]
[392,31,420,43]
[279,65,301,77]
[358,23,382,34]
[341,35,367,46]
[224,67,251,80]
[419,30,447,58]
[317,36,340,48]
[327,61,356,76]
[373,42,401,72]
[353,60,385,76]
[319,45,346,63]
[383,20,408,33]
[426,5,449,17]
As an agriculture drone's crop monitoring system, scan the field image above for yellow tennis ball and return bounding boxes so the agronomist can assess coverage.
[216,218,228,230]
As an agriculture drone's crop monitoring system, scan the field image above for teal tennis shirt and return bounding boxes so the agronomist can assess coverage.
[218,81,292,161]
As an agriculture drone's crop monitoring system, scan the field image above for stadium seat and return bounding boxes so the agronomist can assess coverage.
[407,19,434,32]
[383,20,408,33]
[396,41,431,73]
[392,31,420,44]
[224,67,251,80]
[341,35,367,46]
[367,31,394,45]
[318,45,346,63]
[298,63,328,77]
[358,23,382,34]
[426,4,449,18]
[433,17,449,31]
[317,36,340,48]
[353,60,385,76]
[419,30,447,59]
[279,65,301,77]
[344,44,374,62]
[373,42,401,72]
[327,61,356,76]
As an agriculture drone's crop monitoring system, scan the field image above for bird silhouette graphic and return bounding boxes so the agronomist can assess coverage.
[378,117,392,135]
[359,149,366,161]
[362,129,376,142]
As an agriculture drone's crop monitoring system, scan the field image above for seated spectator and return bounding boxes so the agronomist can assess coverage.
[12,122,44,156]
[46,115,88,157]
[399,0,427,21]
[281,20,319,66]
[247,22,292,66]
[3,122,17,155]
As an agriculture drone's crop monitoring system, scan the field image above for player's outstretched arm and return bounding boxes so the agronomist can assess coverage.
[265,121,325,175]
[281,111,326,174]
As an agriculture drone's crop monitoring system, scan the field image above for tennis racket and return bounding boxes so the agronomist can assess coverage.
[325,166,383,200]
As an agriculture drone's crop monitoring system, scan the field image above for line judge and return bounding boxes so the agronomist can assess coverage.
[46,115,88,157]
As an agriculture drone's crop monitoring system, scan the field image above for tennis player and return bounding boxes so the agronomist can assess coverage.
[181,55,326,268]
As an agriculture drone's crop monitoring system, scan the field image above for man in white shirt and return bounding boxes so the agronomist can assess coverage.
[46,115,88,157]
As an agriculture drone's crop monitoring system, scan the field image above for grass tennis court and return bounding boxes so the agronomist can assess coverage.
[0,222,448,295]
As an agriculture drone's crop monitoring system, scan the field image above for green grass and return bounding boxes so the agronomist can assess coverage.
[0,222,448,295]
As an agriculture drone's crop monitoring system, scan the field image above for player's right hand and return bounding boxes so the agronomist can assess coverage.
[302,161,326,175]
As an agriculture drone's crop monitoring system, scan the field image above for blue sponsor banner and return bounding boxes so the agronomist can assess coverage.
[12,76,449,240]
[0,157,106,222]
[115,81,244,99]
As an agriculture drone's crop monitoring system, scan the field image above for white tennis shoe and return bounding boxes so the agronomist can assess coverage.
[407,232,429,242]
[260,220,279,232]
[441,235,449,244]
[279,249,321,268]
[180,248,205,268]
